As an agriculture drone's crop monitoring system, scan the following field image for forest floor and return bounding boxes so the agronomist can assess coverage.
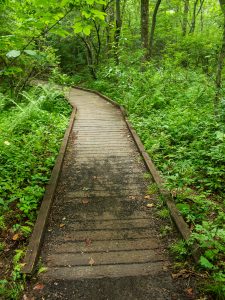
[24,88,203,300]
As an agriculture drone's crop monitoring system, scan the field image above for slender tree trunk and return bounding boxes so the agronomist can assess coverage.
[114,0,122,65]
[190,0,205,33]
[93,20,101,65]
[141,0,149,52]
[148,0,162,58]
[214,0,225,115]
[189,0,199,33]
[106,1,114,57]
[182,0,189,36]
[200,5,204,31]
[79,35,97,79]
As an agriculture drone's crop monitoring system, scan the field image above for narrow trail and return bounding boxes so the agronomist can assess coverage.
[30,88,189,299]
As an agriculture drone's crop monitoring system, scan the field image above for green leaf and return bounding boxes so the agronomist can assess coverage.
[215,131,225,141]
[6,50,21,58]
[74,22,83,34]
[199,256,216,270]
[24,50,37,56]
[38,266,48,274]
[83,25,92,35]
[176,203,190,214]
[82,11,91,18]
[91,9,106,20]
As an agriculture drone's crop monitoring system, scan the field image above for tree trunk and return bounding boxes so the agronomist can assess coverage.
[214,0,225,115]
[79,35,97,79]
[93,20,101,65]
[189,0,205,33]
[148,0,162,58]
[105,1,114,57]
[182,0,189,36]
[114,0,122,65]
[189,0,199,33]
[141,0,149,54]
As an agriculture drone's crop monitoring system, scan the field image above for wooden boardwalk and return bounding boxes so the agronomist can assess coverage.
[31,88,189,299]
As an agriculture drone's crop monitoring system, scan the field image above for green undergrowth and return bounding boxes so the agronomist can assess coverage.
[0,84,71,299]
[79,61,225,298]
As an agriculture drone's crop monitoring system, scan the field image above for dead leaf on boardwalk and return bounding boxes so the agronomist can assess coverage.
[146,203,154,208]
[83,187,90,191]
[185,288,194,298]
[12,233,20,241]
[23,294,35,300]
[172,269,192,279]
[20,263,26,268]
[85,238,92,247]
[82,198,89,204]
[89,257,95,266]
[59,223,65,228]
[33,283,44,291]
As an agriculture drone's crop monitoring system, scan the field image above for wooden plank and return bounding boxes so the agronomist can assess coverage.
[49,211,150,221]
[22,107,77,274]
[65,218,153,230]
[41,262,166,280]
[46,249,165,267]
[58,228,155,241]
[67,191,146,197]
[49,238,159,253]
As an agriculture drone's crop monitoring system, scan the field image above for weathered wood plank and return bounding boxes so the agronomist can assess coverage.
[49,238,159,253]
[47,249,165,267]
[42,262,166,280]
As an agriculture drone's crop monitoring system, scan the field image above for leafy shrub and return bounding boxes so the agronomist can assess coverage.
[0,84,71,225]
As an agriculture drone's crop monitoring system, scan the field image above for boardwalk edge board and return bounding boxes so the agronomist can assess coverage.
[22,106,77,274]
[74,86,200,263]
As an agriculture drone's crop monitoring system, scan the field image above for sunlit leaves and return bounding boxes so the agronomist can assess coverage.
[6,50,20,58]
[24,50,37,56]
[83,25,92,35]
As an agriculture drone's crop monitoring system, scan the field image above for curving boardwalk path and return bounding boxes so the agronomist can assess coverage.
[31,88,189,299]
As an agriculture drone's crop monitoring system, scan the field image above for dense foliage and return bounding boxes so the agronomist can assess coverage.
[0,85,71,298]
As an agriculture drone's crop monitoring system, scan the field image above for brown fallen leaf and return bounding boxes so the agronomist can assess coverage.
[89,257,95,266]
[33,283,44,291]
[85,238,92,247]
[59,224,65,228]
[82,198,89,204]
[185,288,194,298]
[146,203,154,208]
[12,233,20,241]
[172,269,192,279]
